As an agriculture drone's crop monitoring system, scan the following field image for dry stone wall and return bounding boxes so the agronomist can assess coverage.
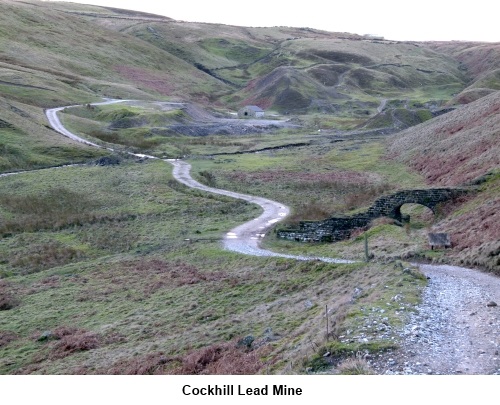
[277,188,467,242]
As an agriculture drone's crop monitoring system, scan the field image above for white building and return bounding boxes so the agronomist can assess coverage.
[238,105,265,118]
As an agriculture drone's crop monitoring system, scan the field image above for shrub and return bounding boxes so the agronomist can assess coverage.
[0,187,98,235]
[337,356,374,375]
[0,330,19,347]
[103,340,270,375]
[343,183,392,211]
[48,326,101,359]
[0,281,20,311]
[199,170,217,187]
[105,352,179,375]
[0,294,19,311]
[9,242,83,274]
[286,202,331,223]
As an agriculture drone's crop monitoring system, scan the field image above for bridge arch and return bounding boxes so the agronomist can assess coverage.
[277,188,468,242]
[366,189,461,222]
[395,202,435,225]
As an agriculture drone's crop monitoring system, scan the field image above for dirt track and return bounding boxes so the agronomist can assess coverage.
[168,159,352,263]
[42,100,500,375]
[370,264,500,375]
[45,99,131,148]
[46,99,351,263]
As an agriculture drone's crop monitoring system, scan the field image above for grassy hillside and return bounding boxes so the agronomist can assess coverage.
[388,91,499,186]
[2,1,496,118]
[0,1,227,106]
[0,160,426,375]
[0,95,109,172]
[122,22,468,116]
[425,41,500,104]
[1,0,499,375]
[57,1,468,117]
[387,91,500,272]
[0,0,228,172]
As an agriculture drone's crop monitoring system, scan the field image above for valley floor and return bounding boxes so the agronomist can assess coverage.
[1,100,498,375]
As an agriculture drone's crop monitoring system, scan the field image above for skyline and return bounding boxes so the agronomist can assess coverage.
[44,0,500,42]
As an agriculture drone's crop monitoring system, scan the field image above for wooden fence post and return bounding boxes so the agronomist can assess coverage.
[364,233,370,262]
[325,304,329,341]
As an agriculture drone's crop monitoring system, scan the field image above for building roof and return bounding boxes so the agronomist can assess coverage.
[243,105,264,112]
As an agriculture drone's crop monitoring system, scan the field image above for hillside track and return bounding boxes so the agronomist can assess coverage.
[38,100,500,375]
[44,99,351,264]
[168,159,352,263]
[370,264,500,375]
[45,99,131,149]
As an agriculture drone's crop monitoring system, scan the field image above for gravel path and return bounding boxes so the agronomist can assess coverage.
[45,99,131,148]
[370,264,500,375]
[168,159,352,264]
[42,100,500,375]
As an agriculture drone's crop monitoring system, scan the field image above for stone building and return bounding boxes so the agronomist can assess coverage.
[238,105,264,118]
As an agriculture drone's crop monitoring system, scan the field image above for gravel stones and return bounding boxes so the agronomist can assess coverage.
[368,264,500,375]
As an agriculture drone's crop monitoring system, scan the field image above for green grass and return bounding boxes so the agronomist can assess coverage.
[0,131,106,172]
[188,139,426,221]
[198,38,270,65]
[407,83,466,104]
[323,142,426,188]
[0,0,228,110]
[2,1,494,375]
[0,158,427,374]
[0,98,109,173]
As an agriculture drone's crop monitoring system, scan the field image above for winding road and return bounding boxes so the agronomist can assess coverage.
[11,99,493,374]
[45,100,133,148]
[169,159,352,263]
[45,99,352,264]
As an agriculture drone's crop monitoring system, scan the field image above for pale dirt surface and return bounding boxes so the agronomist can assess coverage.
[168,159,352,264]
[369,264,500,375]
[45,99,132,148]
[42,100,500,375]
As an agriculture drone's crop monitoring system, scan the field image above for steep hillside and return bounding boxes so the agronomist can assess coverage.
[388,91,500,186]
[425,41,500,104]
[0,96,107,172]
[0,0,227,107]
[388,91,500,272]
[0,0,228,172]
[124,24,468,114]
[0,0,494,173]
[61,2,468,116]
[0,0,475,174]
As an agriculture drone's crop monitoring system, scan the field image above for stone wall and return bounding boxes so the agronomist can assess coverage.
[277,188,467,242]
[366,188,466,222]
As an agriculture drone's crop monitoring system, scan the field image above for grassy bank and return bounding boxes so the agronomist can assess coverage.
[0,97,109,173]
[0,159,426,374]
[189,138,426,223]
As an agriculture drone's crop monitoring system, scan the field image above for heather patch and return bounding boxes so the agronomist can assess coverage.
[114,66,174,96]
[102,339,270,375]
[48,326,101,360]
[225,169,378,186]
[0,280,20,311]
[0,330,19,347]
[388,91,500,186]
[75,258,233,303]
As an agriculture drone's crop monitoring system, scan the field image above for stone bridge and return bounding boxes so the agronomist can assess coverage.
[277,188,468,242]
